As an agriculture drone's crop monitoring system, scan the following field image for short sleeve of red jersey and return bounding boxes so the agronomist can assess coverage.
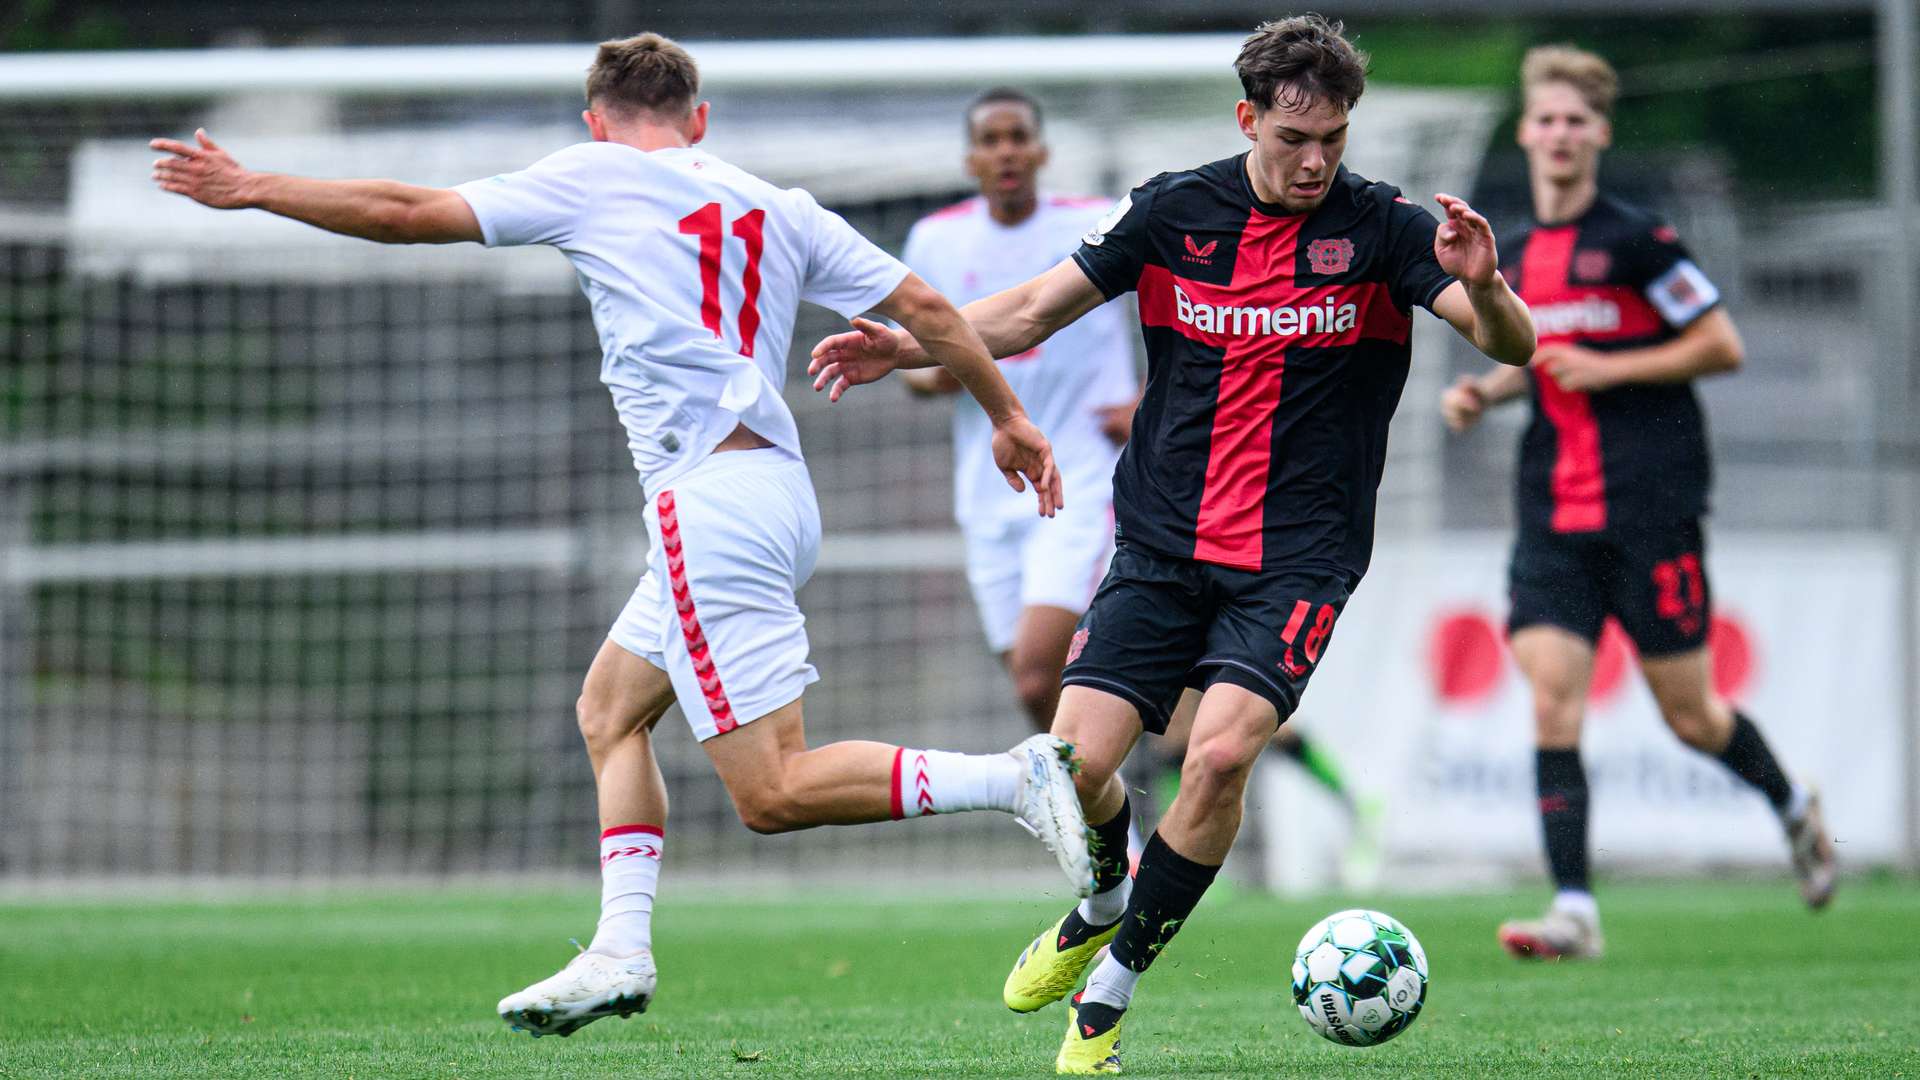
[1070,175,1164,301]
[452,144,592,248]
[1627,220,1722,330]
[1382,193,1456,314]
[796,189,911,318]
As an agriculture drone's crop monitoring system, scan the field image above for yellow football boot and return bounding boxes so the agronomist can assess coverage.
[1004,910,1118,1012]
[1056,996,1123,1075]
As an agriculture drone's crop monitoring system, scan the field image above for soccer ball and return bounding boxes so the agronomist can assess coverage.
[1290,908,1429,1046]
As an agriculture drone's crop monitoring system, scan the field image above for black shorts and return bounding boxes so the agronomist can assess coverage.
[1060,542,1351,733]
[1507,518,1711,658]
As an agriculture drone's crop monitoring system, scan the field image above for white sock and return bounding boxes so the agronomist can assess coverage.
[1552,889,1599,922]
[1080,952,1141,1011]
[1079,876,1133,925]
[588,824,663,956]
[892,748,1020,817]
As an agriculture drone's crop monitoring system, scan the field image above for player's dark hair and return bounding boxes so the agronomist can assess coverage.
[587,32,699,118]
[1234,14,1369,113]
[965,87,1043,141]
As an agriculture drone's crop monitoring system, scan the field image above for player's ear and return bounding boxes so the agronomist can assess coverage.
[583,109,609,142]
[1235,99,1258,143]
[686,101,711,145]
[1596,115,1613,151]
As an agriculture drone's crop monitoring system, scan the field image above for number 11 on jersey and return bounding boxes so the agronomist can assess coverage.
[678,202,766,357]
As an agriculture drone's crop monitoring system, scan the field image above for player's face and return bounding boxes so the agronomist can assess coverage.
[1517,82,1610,185]
[965,102,1047,204]
[1238,95,1349,213]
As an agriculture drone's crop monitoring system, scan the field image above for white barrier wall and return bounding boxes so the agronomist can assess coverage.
[1259,533,1904,892]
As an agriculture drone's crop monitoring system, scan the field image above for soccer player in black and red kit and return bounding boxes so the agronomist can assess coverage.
[1441,45,1838,962]
[813,17,1535,1072]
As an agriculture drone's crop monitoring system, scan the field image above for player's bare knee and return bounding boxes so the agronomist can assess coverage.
[732,785,803,835]
[1188,731,1263,789]
[1662,700,1724,752]
[1529,687,1584,748]
[575,692,635,752]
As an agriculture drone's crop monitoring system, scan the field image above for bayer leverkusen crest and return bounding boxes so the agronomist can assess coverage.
[1307,237,1354,275]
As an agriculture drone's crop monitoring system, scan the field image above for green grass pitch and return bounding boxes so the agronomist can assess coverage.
[3,877,1915,1078]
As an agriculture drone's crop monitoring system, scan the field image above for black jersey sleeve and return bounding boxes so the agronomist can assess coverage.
[1622,219,1723,329]
[1070,175,1164,300]
[1383,194,1456,314]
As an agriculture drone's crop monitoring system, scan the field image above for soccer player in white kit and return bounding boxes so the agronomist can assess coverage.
[899,88,1137,729]
[151,33,1093,1038]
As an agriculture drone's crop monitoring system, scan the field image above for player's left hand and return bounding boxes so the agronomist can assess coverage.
[809,317,902,402]
[151,129,253,209]
[1432,193,1499,287]
[1534,343,1619,393]
[991,414,1063,518]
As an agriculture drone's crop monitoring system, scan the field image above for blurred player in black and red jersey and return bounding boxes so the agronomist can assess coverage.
[814,17,1536,1072]
[1442,45,1837,962]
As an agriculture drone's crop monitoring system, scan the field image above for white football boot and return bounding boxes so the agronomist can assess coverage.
[1498,904,1605,961]
[1785,788,1838,910]
[1009,734,1095,897]
[498,949,657,1037]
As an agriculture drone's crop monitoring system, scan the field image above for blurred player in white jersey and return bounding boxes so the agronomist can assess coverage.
[152,33,1092,1038]
[899,88,1136,729]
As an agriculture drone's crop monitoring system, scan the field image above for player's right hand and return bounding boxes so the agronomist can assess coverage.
[1439,375,1486,433]
[991,415,1064,518]
[809,317,903,402]
[151,129,252,210]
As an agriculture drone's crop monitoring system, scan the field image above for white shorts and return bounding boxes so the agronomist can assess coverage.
[608,448,821,741]
[963,498,1116,654]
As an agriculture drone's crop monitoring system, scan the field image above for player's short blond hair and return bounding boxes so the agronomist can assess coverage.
[587,32,699,118]
[1521,44,1619,118]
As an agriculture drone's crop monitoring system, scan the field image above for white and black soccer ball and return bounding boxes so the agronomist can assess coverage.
[1290,908,1429,1047]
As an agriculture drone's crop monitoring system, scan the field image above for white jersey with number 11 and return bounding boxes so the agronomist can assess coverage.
[455,140,911,493]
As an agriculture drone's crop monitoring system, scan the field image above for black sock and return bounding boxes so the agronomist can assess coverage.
[1716,711,1794,812]
[1108,831,1220,973]
[1088,796,1133,898]
[1536,748,1591,893]
[1073,993,1125,1037]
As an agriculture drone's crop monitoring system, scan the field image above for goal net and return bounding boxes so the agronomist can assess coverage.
[0,37,1497,885]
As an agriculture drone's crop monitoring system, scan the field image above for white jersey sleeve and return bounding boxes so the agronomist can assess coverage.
[453,145,593,249]
[796,190,911,317]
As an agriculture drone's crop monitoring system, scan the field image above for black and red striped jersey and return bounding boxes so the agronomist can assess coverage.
[1071,156,1454,581]
[1502,192,1723,534]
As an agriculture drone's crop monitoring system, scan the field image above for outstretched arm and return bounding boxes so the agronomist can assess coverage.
[1427,194,1535,366]
[868,273,1063,516]
[151,129,481,245]
[810,256,1106,391]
